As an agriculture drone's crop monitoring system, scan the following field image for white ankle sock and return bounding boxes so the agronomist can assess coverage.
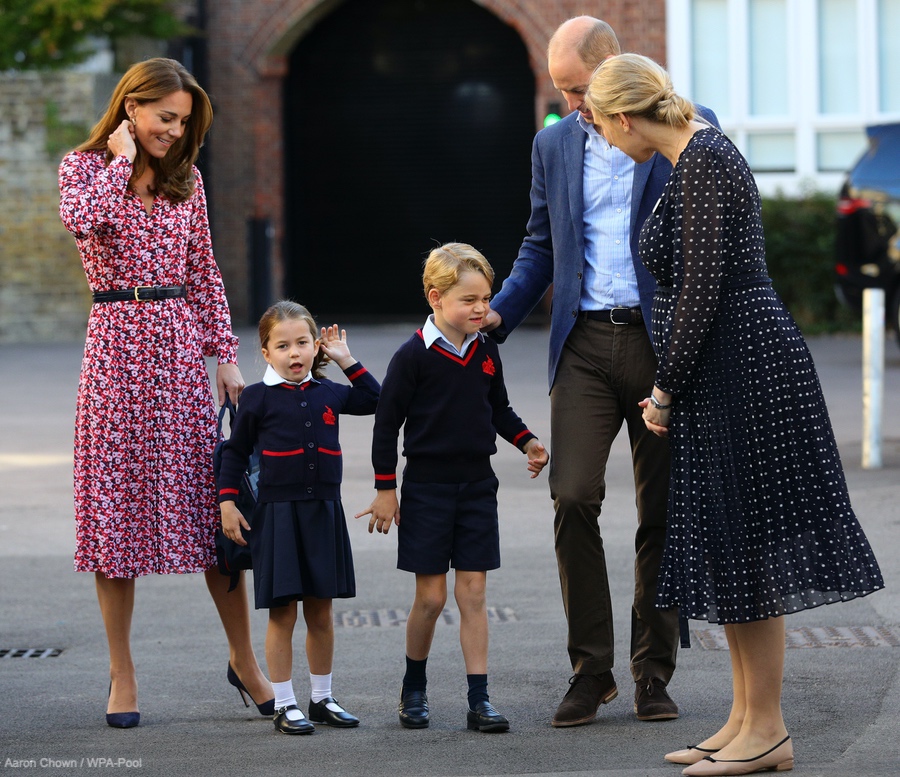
[310,672,333,703]
[273,679,304,720]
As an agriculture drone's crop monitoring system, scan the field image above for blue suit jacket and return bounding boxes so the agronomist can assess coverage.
[490,107,719,390]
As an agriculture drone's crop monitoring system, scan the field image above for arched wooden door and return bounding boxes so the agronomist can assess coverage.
[283,0,535,320]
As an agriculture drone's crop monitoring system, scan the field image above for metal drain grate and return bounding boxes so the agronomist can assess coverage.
[693,625,900,650]
[0,648,63,658]
[334,606,517,628]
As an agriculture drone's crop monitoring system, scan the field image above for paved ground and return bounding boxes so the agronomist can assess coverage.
[1,324,898,777]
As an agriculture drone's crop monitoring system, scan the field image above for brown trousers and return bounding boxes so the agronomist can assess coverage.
[548,317,677,682]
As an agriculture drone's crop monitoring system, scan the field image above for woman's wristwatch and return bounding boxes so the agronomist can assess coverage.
[649,394,672,410]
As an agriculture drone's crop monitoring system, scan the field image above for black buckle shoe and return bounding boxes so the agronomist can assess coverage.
[398,688,429,728]
[466,700,509,733]
[308,697,359,727]
[273,704,315,734]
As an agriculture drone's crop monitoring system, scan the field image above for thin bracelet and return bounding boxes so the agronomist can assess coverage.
[649,394,672,410]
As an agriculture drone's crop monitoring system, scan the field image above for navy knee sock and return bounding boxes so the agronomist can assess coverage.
[467,674,489,707]
[403,656,428,693]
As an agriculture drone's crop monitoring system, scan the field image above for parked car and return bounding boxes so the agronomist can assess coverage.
[834,122,900,347]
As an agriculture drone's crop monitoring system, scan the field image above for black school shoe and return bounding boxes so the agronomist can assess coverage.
[307,697,360,727]
[273,705,315,734]
[466,700,509,733]
[398,688,429,728]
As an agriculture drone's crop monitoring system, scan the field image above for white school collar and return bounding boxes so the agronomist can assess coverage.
[422,315,483,357]
[263,364,314,387]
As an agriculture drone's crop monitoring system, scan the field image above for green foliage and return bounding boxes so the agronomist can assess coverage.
[0,0,188,70]
[45,101,89,159]
[761,190,859,333]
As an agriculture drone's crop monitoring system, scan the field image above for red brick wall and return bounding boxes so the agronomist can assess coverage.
[205,0,665,322]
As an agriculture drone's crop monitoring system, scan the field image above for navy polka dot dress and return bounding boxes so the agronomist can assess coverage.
[639,127,883,624]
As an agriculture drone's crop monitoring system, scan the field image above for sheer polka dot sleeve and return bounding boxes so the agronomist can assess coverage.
[654,144,730,395]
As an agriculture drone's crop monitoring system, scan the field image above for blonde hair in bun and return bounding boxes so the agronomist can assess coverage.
[586,53,694,127]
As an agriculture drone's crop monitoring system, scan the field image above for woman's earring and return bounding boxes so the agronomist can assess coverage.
[130,115,136,126]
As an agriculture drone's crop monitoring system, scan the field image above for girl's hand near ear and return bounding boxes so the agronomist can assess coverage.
[319,325,355,370]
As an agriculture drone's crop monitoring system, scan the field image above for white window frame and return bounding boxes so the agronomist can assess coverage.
[666,0,900,195]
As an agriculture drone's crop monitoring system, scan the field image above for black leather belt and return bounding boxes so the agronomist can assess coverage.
[92,285,187,303]
[580,307,643,325]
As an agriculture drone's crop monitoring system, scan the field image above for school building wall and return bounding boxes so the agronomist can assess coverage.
[0,0,666,342]
[0,72,116,343]
[203,0,666,324]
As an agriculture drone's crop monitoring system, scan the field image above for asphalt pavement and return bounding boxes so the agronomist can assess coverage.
[1,323,898,777]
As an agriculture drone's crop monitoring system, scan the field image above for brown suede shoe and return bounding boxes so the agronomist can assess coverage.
[634,677,679,721]
[551,672,618,727]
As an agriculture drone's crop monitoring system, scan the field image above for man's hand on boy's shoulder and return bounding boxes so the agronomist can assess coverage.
[480,310,502,332]
[355,490,401,535]
[524,439,549,479]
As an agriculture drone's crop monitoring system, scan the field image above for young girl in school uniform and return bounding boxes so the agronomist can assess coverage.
[218,300,380,734]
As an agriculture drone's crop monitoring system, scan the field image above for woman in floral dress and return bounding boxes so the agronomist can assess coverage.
[59,58,272,727]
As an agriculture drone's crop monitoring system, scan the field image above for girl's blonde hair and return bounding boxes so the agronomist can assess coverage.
[422,242,494,299]
[76,57,213,204]
[258,300,329,379]
[586,53,695,127]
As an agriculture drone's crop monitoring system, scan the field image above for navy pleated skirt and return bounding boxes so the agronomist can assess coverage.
[250,500,356,609]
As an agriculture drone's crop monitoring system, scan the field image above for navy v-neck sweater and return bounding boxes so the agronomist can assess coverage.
[372,331,536,487]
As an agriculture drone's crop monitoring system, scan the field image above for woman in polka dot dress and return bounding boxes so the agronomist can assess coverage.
[587,54,883,775]
[59,59,272,727]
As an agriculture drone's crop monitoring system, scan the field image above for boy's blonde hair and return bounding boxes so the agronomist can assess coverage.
[258,300,329,379]
[422,242,494,299]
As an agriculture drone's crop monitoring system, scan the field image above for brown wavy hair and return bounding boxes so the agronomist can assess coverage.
[76,58,213,204]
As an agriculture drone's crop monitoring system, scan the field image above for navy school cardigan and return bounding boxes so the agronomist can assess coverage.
[218,362,380,504]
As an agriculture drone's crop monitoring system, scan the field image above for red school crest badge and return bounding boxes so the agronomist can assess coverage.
[482,355,496,376]
[323,406,336,425]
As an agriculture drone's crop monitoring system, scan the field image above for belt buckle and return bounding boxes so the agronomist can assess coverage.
[609,306,631,325]
[133,286,153,301]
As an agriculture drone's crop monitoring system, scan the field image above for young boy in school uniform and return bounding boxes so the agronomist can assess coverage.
[357,242,548,732]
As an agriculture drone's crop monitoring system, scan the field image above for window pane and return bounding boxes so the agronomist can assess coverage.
[692,0,730,115]
[880,0,900,111]
[747,133,795,171]
[749,0,788,116]
[818,0,858,114]
[818,131,868,171]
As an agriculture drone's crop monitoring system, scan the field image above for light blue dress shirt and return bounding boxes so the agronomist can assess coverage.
[577,112,641,311]
[422,315,482,357]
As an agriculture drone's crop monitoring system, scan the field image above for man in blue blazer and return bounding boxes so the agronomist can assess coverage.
[483,16,719,727]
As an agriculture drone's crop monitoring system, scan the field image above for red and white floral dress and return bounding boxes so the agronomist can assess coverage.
[59,150,239,578]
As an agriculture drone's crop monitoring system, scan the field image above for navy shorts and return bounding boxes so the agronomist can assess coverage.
[397,476,500,574]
